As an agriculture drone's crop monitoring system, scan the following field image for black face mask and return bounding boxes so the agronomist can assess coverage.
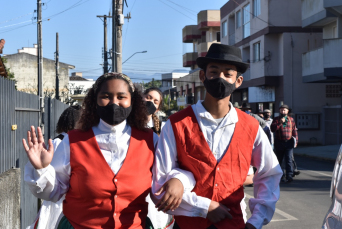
[145,101,157,115]
[203,77,236,99]
[264,114,271,119]
[96,103,132,125]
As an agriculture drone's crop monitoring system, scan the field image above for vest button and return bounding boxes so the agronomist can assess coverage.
[215,184,218,187]
[217,167,220,170]
[115,195,118,198]
[114,213,116,216]
[114,179,118,182]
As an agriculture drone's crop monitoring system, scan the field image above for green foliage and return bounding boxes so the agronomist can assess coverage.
[1,57,16,87]
[143,79,161,89]
[162,94,178,112]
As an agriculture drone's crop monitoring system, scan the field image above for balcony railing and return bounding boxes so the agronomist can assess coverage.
[183,52,198,67]
[182,25,202,43]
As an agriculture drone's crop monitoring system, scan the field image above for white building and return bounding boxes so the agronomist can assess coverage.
[69,72,95,105]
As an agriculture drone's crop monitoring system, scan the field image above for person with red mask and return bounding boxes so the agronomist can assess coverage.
[152,44,282,229]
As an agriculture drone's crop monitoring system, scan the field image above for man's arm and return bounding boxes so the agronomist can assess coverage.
[248,126,283,229]
[151,120,231,223]
[291,117,298,144]
[270,117,281,132]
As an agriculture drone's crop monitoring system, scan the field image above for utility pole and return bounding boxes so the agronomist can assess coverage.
[55,33,59,100]
[37,0,44,130]
[97,14,112,74]
[116,0,123,73]
[112,0,116,72]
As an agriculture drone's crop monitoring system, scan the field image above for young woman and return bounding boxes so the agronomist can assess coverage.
[23,73,187,229]
[143,87,164,135]
[143,87,175,229]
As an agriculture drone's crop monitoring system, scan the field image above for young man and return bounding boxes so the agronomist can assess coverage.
[152,44,282,229]
[271,104,298,183]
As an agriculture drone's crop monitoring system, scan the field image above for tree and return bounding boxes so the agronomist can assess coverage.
[1,57,17,87]
[143,79,161,89]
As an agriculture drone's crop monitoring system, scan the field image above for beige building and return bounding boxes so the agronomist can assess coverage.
[3,44,74,100]
[175,10,221,105]
[219,0,342,145]
[301,0,342,144]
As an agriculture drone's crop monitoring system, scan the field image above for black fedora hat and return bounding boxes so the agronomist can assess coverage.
[196,43,249,73]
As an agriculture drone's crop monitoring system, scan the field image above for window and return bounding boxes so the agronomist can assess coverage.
[222,20,227,37]
[253,0,261,17]
[236,10,242,28]
[217,32,221,42]
[243,4,251,38]
[253,42,260,62]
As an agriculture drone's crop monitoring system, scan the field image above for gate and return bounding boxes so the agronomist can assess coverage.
[0,77,69,228]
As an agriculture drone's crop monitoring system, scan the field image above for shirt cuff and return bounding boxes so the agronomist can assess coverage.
[35,164,55,193]
[192,196,211,218]
[170,172,195,193]
[246,212,265,229]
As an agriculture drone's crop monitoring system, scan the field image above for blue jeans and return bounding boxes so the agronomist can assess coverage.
[274,139,294,180]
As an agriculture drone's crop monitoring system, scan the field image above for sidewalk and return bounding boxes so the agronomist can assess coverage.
[294,144,341,162]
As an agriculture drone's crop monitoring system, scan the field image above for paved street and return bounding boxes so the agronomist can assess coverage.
[245,155,335,229]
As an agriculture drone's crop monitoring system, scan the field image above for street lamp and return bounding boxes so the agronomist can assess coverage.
[122,51,147,64]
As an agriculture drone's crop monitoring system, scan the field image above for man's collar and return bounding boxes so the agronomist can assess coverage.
[195,100,238,125]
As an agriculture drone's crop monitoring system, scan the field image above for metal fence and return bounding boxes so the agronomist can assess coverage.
[0,77,69,228]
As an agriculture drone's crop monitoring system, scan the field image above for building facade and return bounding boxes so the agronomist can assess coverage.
[69,72,95,105]
[301,0,342,144]
[175,10,221,105]
[3,44,74,101]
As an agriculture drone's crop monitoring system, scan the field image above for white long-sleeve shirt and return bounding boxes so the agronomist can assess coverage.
[24,118,195,205]
[152,101,283,229]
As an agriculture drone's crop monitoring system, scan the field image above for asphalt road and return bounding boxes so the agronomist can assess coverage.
[244,155,335,229]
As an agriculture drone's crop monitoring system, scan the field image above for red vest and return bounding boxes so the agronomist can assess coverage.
[169,106,259,229]
[63,127,154,229]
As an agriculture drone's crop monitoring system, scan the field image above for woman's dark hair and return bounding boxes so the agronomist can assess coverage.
[77,73,149,131]
[144,87,163,135]
[56,105,81,134]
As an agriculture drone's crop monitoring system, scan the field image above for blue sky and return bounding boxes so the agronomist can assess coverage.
[1,0,227,82]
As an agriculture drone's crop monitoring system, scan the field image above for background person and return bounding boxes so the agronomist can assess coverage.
[143,87,165,135]
[143,87,175,229]
[271,104,298,183]
[27,105,81,229]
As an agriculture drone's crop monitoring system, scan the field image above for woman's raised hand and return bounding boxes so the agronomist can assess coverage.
[22,126,54,170]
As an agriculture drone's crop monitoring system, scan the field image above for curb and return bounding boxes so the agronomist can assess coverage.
[294,153,336,162]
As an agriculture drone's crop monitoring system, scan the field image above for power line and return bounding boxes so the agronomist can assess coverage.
[164,0,197,15]
[42,0,92,21]
[157,0,196,22]
[0,12,34,25]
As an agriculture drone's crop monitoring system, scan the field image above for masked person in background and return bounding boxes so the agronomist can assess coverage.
[23,73,192,229]
[143,87,174,229]
[271,104,298,183]
[144,87,165,135]
[152,43,282,229]
[27,105,81,229]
